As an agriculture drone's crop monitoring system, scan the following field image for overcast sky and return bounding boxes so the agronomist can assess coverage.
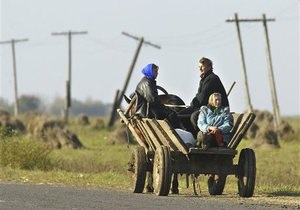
[1,0,299,116]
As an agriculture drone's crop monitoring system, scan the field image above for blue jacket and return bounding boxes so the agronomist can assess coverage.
[197,105,233,143]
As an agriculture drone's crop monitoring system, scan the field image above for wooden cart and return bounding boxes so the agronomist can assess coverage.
[117,95,256,197]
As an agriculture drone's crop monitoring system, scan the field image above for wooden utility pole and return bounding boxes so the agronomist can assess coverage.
[107,89,120,127]
[226,13,253,112]
[262,14,281,128]
[108,32,161,127]
[51,30,88,123]
[0,38,29,116]
[226,13,280,129]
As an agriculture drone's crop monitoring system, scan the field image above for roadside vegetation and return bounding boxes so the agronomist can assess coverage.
[0,116,299,197]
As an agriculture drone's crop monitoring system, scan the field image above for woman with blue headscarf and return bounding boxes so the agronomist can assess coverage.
[135,63,181,129]
[135,63,183,194]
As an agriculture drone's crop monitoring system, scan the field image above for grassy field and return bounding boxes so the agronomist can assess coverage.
[0,116,299,197]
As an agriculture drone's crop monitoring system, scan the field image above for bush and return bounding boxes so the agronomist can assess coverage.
[0,135,53,170]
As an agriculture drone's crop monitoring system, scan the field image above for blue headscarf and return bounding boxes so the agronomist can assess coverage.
[141,64,156,80]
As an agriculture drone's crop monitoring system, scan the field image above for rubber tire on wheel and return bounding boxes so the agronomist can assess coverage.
[237,148,256,197]
[130,146,147,193]
[208,174,227,195]
[153,146,172,196]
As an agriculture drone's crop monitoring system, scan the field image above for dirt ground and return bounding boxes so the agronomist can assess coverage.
[250,195,300,208]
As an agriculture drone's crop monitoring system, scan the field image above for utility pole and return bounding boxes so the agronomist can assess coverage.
[226,13,280,129]
[0,38,29,116]
[51,30,88,123]
[108,32,161,127]
[262,14,281,129]
[226,13,253,112]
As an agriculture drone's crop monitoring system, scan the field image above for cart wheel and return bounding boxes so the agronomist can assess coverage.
[207,174,227,195]
[192,174,201,195]
[153,146,172,196]
[129,146,147,193]
[237,148,256,197]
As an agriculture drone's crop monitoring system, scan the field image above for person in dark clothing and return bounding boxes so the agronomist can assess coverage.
[134,63,181,129]
[179,57,229,136]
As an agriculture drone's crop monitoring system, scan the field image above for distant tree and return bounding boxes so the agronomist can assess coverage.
[48,97,65,116]
[69,98,111,116]
[48,97,112,116]
[0,98,13,114]
[18,95,44,113]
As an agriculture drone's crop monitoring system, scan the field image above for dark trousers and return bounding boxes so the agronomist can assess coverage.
[153,108,181,129]
[197,132,219,148]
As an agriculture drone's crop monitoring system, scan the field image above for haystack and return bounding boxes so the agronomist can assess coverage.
[90,117,106,130]
[250,110,295,148]
[278,121,295,140]
[0,110,26,136]
[77,114,89,126]
[246,122,259,139]
[0,110,9,122]
[108,124,136,145]
[27,116,84,149]
[253,125,280,148]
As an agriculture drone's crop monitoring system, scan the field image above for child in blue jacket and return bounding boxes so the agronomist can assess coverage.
[197,92,233,148]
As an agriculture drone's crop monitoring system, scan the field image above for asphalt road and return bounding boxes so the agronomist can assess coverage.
[0,182,295,210]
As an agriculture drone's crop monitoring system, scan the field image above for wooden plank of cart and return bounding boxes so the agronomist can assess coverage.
[117,95,256,197]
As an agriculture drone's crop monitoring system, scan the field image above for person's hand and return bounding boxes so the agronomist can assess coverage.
[208,126,218,134]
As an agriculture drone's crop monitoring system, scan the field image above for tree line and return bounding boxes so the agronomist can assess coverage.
[0,95,112,116]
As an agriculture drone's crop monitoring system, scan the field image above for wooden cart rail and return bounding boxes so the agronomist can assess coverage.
[118,108,189,155]
[229,112,256,149]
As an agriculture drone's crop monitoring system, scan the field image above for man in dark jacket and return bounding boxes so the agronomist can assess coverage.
[135,63,181,129]
[179,57,229,136]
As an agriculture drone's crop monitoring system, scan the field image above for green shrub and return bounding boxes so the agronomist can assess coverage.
[0,135,53,170]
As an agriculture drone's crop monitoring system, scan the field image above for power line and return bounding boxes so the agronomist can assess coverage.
[121,31,161,49]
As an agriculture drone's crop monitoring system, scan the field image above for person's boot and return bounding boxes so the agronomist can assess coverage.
[171,187,179,194]
[145,184,154,193]
[196,132,204,148]
[197,132,209,149]
[145,172,154,193]
[171,174,179,194]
